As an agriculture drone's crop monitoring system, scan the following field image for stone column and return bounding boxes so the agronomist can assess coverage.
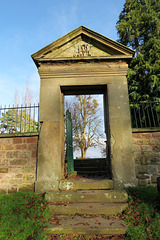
[108,76,137,189]
[35,68,65,193]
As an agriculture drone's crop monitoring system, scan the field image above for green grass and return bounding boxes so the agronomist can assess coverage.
[122,185,160,240]
[0,186,160,240]
[0,192,51,240]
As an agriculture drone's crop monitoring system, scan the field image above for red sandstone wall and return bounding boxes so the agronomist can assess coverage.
[132,132,160,186]
[0,136,38,193]
[0,132,160,192]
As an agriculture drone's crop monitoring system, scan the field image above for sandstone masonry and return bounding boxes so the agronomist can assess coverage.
[133,131,160,186]
[0,136,38,193]
[0,131,159,192]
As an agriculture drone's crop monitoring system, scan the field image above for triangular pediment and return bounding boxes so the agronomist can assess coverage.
[32,26,135,66]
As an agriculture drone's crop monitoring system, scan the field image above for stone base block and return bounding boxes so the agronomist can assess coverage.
[35,180,59,193]
[113,178,138,190]
[59,179,113,190]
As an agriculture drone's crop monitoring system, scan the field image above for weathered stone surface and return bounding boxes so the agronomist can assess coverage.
[0,159,8,165]
[45,190,128,203]
[21,151,30,158]
[153,146,160,152]
[19,184,34,192]
[35,180,59,193]
[0,188,7,193]
[59,179,113,190]
[134,157,142,165]
[152,132,160,137]
[133,131,160,186]
[138,179,148,186]
[22,166,35,173]
[23,174,35,183]
[0,135,37,193]
[8,187,17,193]
[6,151,18,158]
[49,202,128,215]
[10,159,28,165]
[28,159,36,165]
[15,174,23,178]
[133,145,141,152]
[28,143,37,150]
[9,167,21,173]
[0,168,8,173]
[35,121,64,191]
[10,179,22,184]
[141,133,152,138]
[138,165,158,175]
[0,138,13,144]
[141,145,152,152]
[0,150,6,158]
[1,184,10,188]
[15,144,28,150]
[150,138,160,145]
[23,137,38,143]
[2,145,14,150]
[3,173,15,179]
[136,174,151,180]
[45,215,127,235]
[133,139,150,145]
[31,150,37,158]
[13,138,22,144]
[0,179,9,184]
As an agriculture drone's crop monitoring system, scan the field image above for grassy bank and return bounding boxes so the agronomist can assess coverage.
[122,185,160,240]
[0,186,160,239]
[0,192,51,240]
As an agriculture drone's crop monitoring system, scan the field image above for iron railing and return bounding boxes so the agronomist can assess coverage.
[130,98,160,128]
[0,99,159,134]
[0,104,40,134]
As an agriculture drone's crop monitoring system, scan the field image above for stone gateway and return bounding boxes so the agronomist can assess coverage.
[31,26,138,192]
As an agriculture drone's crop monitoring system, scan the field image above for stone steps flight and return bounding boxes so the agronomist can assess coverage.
[44,179,128,237]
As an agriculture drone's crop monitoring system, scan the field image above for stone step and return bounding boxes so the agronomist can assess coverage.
[59,179,113,190]
[45,190,128,203]
[74,158,107,167]
[74,166,108,171]
[45,215,127,235]
[76,171,108,176]
[49,202,128,215]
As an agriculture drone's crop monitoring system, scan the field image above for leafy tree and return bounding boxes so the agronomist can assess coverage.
[116,0,160,100]
[0,106,40,133]
[66,95,104,158]
[0,80,40,133]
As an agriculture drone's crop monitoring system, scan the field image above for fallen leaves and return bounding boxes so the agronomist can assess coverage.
[95,220,101,225]
[50,217,61,226]
[88,204,93,208]
[49,233,125,240]
[73,221,90,226]
[49,201,71,206]
[109,222,115,226]
[50,220,61,225]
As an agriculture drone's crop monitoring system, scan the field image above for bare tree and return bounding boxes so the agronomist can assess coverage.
[0,80,39,134]
[14,79,33,106]
[66,95,104,158]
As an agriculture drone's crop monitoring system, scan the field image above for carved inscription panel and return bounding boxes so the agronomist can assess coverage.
[73,44,92,57]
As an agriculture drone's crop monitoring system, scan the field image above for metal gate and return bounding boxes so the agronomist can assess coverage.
[66,110,74,175]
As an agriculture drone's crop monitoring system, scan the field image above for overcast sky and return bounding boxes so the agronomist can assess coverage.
[0,0,125,106]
